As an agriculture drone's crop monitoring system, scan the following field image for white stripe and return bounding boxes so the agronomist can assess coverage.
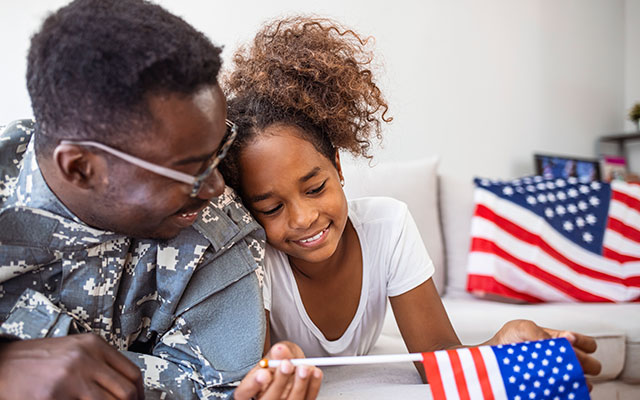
[467,252,575,301]
[457,348,484,400]
[479,346,509,400]
[434,350,461,400]
[603,229,640,258]
[609,199,640,233]
[470,218,640,301]
[475,189,640,277]
[611,181,640,200]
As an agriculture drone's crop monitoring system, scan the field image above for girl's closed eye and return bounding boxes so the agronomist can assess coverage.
[307,180,327,195]
[260,203,283,216]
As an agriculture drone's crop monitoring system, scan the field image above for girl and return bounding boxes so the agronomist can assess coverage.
[220,16,600,380]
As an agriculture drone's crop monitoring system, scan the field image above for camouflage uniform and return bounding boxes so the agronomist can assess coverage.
[0,120,266,399]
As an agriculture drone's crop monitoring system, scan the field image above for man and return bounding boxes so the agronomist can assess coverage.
[0,0,322,398]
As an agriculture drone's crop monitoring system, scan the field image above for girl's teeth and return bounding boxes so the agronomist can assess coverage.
[181,212,197,218]
[300,229,324,243]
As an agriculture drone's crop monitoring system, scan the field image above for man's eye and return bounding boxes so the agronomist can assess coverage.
[307,181,326,195]
[262,204,282,215]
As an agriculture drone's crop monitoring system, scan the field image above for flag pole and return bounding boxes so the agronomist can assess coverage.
[259,353,424,368]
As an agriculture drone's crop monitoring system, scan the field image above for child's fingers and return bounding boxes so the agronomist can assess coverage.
[261,360,295,400]
[233,367,273,400]
[304,367,323,400]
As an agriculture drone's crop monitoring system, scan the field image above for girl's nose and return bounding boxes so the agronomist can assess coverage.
[289,201,318,229]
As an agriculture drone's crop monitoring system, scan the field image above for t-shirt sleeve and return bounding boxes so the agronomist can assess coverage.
[386,204,435,297]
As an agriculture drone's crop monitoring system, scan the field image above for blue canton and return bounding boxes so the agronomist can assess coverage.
[476,176,611,254]
[495,338,590,400]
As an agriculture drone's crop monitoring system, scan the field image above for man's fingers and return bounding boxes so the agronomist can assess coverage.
[86,383,119,400]
[573,347,602,376]
[568,332,598,354]
[94,363,142,400]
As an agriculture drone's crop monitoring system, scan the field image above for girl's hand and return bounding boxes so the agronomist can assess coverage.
[233,341,323,400]
[487,319,602,390]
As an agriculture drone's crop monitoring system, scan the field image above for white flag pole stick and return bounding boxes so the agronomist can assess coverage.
[259,353,424,368]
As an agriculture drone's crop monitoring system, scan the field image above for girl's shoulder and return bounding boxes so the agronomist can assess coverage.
[348,196,409,228]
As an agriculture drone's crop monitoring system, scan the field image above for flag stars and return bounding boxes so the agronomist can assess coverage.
[568,177,578,184]
[503,186,514,196]
[514,365,521,372]
[559,346,566,353]
[568,393,575,400]
[503,357,511,365]
[575,217,585,228]
[520,384,526,391]
[529,392,536,399]
[552,367,559,374]
[531,352,538,359]
[573,382,580,389]
[563,221,574,232]
[547,193,556,202]
[556,205,566,216]
[537,193,547,203]
[509,376,517,383]
[590,181,601,190]
[583,232,594,243]
[527,196,537,205]
[533,381,541,388]
[548,377,556,384]
[556,191,567,201]
[567,188,579,198]
[589,196,600,206]
[546,182,556,190]
[528,362,535,369]
[517,355,524,362]
[566,203,577,214]
[556,179,566,187]
[508,348,515,354]
[537,183,546,190]
[563,374,570,381]
[538,370,545,377]
[545,208,555,218]
[585,214,597,225]
[577,200,588,211]
[524,372,531,380]
[521,345,528,351]
[567,364,574,371]
[559,385,565,393]
[542,359,549,366]
[579,185,590,194]
[544,389,550,396]
[546,349,552,356]
[527,185,536,192]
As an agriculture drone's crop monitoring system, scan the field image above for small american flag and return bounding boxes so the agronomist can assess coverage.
[422,338,590,400]
[467,176,640,302]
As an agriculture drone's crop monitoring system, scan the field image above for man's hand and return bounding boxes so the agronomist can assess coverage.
[233,341,323,400]
[0,333,144,400]
[488,319,602,389]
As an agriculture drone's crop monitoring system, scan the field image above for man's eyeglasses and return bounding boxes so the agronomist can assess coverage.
[59,119,237,197]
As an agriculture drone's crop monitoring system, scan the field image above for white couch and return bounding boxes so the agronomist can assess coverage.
[316,157,640,399]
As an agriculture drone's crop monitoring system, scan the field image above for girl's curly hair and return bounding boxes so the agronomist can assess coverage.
[220,16,391,193]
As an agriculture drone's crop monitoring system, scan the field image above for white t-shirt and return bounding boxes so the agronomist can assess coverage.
[263,196,434,357]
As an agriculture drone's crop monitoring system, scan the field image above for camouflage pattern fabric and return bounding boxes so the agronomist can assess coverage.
[0,120,266,399]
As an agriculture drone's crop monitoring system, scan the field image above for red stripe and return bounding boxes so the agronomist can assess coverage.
[603,246,640,264]
[447,349,471,400]
[607,217,640,245]
[422,352,447,400]
[475,204,640,288]
[612,189,640,211]
[469,347,495,400]
[470,237,612,301]
[467,274,544,303]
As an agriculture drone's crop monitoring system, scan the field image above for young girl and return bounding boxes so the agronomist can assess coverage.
[220,16,600,380]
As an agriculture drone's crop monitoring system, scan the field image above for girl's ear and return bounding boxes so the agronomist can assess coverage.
[334,150,345,186]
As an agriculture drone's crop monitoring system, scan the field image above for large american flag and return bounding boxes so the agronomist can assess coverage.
[422,338,590,400]
[466,176,640,302]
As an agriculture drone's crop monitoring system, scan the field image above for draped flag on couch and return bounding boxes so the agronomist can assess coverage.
[466,176,640,302]
[422,338,590,400]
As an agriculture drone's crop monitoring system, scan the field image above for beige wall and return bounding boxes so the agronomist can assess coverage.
[1,0,634,180]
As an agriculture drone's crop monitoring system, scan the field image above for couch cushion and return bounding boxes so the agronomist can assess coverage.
[439,172,476,298]
[341,157,445,293]
[441,297,640,382]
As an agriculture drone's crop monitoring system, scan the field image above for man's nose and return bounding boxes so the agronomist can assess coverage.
[196,169,225,200]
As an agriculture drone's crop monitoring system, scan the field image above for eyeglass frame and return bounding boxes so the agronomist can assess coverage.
[58,119,237,197]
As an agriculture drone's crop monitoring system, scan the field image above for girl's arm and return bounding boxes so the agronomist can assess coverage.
[389,278,462,382]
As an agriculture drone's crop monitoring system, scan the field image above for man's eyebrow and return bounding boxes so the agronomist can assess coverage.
[172,151,215,166]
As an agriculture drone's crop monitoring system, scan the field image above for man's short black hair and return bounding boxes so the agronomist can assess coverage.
[28,0,222,151]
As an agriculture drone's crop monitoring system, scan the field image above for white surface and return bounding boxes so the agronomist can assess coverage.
[0,1,635,180]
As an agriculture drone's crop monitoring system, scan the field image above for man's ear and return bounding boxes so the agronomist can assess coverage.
[52,144,101,189]
[334,150,345,185]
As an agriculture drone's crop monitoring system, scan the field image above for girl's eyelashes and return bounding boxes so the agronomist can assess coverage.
[262,204,283,216]
[307,180,327,195]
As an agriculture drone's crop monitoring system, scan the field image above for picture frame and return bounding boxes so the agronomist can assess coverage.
[534,153,601,181]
